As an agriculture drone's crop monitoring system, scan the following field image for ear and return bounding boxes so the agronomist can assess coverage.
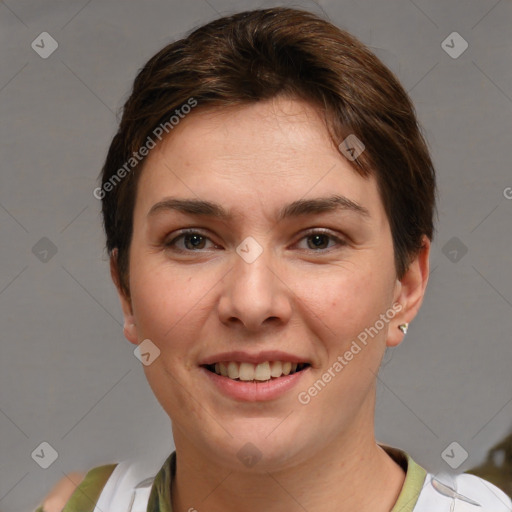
[387,235,431,348]
[110,249,138,345]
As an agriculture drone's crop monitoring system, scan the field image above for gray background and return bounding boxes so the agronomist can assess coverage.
[1,0,511,510]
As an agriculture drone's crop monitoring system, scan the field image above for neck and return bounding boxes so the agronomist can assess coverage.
[170,426,405,512]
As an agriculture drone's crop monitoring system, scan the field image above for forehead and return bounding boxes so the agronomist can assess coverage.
[134,97,387,227]
[150,97,341,173]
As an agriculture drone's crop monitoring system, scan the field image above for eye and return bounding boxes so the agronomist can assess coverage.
[164,229,218,252]
[163,228,347,254]
[295,229,347,252]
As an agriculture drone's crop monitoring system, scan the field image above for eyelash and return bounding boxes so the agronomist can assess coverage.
[163,228,347,254]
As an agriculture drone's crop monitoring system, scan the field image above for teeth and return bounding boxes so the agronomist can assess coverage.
[211,361,306,380]
[254,362,271,381]
[227,361,239,379]
[239,362,255,381]
[219,362,228,377]
[270,361,282,377]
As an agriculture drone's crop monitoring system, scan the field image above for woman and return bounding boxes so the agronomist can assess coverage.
[36,7,512,512]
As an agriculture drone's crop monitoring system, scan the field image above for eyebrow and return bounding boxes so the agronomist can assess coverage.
[147,195,371,221]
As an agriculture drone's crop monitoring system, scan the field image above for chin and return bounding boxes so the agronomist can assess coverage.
[205,421,312,470]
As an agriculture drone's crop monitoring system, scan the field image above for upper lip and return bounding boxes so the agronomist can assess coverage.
[199,350,310,366]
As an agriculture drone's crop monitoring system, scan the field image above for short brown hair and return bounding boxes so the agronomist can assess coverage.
[99,7,437,299]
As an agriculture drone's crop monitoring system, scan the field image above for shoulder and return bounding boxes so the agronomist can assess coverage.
[37,472,86,512]
[63,463,119,511]
[414,471,512,511]
[37,464,117,512]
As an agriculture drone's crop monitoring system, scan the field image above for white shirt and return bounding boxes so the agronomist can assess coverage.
[90,448,512,512]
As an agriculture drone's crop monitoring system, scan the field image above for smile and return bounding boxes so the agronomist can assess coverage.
[201,361,311,402]
[204,361,309,382]
[203,361,310,382]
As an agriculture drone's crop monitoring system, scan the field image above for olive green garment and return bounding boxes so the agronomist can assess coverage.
[37,445,428,512]
[34,464,117,512]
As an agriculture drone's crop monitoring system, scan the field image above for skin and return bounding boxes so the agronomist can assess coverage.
[39,472,85,512]
[110,95,430,512]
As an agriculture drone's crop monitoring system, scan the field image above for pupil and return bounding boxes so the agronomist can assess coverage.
[186,234,204,249]
[309,234,327,249]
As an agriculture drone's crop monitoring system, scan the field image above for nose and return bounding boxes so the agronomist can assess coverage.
[217,242,293,332]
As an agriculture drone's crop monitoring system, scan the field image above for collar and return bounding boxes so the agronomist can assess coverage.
[146,444,427,512]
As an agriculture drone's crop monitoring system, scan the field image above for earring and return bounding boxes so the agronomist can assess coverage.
[398,323,409,335]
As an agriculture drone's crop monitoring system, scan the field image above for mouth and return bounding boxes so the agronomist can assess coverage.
[201,361,311,382]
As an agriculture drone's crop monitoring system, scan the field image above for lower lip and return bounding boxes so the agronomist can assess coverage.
[200,366,309,402]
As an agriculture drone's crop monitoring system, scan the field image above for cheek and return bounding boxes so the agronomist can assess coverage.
[305,265,391,346]
[129,261,206,347]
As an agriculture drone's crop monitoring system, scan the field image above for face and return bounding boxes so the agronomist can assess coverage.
[114,96,429,472]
